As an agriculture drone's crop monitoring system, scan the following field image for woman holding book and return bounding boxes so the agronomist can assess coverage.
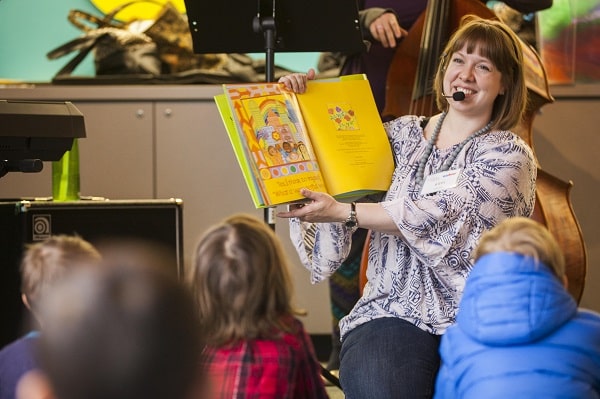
[277,16,537,398]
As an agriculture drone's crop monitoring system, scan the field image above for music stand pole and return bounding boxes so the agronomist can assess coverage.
[253,11,277,230]
[252,5,340,387]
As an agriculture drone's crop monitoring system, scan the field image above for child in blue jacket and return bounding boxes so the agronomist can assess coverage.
[434,217,600,398]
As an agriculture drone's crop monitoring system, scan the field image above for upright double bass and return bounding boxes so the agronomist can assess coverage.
[380,0,587,302]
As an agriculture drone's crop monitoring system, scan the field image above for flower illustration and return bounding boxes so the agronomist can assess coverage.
[327,103,359,131]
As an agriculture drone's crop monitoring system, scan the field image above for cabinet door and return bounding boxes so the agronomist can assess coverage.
[76,102,154,199]
[0,102,154,200]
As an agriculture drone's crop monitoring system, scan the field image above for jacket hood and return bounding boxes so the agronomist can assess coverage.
[456,252,577,345]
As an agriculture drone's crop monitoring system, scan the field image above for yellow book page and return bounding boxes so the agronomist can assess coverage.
[224,83,327,207]
[297,79,393,199]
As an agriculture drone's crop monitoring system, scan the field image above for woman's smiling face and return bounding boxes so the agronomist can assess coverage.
[444,43,505,116]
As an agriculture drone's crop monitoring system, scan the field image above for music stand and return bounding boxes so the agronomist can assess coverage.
[184,0,365,233]
[185,0,365,54]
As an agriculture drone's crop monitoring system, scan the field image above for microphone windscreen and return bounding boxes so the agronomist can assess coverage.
[453,92,465,101]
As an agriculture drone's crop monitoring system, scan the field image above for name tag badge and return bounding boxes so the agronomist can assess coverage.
[420,169,462,195]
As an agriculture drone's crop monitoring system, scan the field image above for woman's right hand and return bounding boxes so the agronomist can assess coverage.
[278,68,316,93]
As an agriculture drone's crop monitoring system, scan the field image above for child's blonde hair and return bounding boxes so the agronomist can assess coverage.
[20,235,102,312]
[474,217,565,278]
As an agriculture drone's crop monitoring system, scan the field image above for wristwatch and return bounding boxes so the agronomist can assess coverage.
[344,202,358,228]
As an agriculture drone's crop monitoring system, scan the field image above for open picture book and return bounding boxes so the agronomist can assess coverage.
[214,74,394,208]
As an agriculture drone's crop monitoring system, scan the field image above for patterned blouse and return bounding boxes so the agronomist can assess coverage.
[289,115,537,338]
[200,317,329,399]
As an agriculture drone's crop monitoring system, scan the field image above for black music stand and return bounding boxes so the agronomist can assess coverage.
[185,0,365,55]
[184,0,364,231]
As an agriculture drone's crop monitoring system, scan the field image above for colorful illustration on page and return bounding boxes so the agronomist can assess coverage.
[328,103,358,131]
[243,95,319,180]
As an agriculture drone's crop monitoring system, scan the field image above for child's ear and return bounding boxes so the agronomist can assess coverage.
[16,370,57,399]
[22,294,43,327]
[21,294,31,311]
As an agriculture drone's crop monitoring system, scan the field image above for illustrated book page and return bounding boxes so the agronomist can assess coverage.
[215,75,393,208]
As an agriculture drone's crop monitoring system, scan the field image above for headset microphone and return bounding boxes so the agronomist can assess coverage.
[443,92,466,101]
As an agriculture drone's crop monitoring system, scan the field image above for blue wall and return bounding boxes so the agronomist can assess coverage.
[0,0,318,82]
[0,0,98,81]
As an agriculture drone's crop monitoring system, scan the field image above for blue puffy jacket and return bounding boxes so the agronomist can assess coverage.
[434,252,600,398]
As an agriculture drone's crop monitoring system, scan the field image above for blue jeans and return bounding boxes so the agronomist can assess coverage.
[339,317,441,399]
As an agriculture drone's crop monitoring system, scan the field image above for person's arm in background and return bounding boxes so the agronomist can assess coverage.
[315,4,417,78]
[359,8,408,48]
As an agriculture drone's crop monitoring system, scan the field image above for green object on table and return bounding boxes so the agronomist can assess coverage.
[52,139,80,201]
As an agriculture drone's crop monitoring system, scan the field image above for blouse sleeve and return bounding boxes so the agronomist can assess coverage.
[288,218,354,283]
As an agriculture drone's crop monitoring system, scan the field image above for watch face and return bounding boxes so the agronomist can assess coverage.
[345,203,357,227]
[344,213,357,227]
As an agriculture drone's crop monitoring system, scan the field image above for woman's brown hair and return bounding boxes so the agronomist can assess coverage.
[433,15,527,131]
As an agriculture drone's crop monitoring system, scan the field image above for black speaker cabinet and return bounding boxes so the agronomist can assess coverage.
[0,199,183,349]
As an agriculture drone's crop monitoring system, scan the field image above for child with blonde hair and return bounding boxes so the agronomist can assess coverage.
[435,217,600,398]
[188,213,328,399]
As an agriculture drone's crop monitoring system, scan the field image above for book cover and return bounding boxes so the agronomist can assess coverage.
[214,93,265,208]
[216,76,393,208]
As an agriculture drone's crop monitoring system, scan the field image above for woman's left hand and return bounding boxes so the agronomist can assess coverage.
[276,188,346,223]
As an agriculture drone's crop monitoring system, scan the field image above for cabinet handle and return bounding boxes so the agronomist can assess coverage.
[136,109,145,119]
[164,108,173,118]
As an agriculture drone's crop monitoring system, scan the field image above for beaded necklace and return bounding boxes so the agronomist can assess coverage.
[415,112,494,187]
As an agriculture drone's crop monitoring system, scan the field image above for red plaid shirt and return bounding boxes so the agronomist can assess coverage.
[200,317,329,399]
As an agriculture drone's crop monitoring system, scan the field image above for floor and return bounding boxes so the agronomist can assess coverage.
[315,335,344,398]
[326,384,345,398]
[324,372,344,398]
